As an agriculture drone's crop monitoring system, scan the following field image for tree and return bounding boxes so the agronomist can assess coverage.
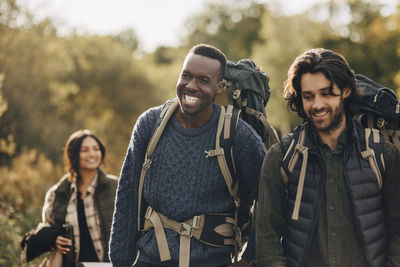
[183,0,266,60]
[316,0,400,90]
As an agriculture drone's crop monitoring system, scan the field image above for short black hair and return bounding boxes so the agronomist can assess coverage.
[64,129,105,180]
[284,48,360,119]
[189,44,226,80]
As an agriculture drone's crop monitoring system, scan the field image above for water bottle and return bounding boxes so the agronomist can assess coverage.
[62,224,76,267]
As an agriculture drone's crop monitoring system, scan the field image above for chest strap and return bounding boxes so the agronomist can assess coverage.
[143,206,235,267]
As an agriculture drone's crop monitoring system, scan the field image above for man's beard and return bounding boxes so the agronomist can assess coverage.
[310,100,345,133]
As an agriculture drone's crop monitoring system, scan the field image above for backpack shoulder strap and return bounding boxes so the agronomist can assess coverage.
[355,113,386,189]
[280,126,306,186]
[206,104,241,198]
[280,126,309,221]
[361,127,385,190]
[137,98,179,231]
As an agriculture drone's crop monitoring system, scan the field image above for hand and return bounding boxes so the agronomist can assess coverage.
[227,259,250,267]
[55,235,72,254]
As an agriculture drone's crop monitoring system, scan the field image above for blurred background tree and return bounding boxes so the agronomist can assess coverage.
[0,0,399,265]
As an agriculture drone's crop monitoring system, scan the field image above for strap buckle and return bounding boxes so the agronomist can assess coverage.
[376,117,386,129]
[234,197,240,208]
[233,89,241,100]
[180,223,193,237]
[204,148,224,158]
[145,206,153,219]
[361,148,374,159]
[192,216,201,228]
[180,216,201,237]
[143,157,152,170]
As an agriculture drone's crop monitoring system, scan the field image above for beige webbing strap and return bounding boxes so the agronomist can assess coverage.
[291,144,308,221]
[361,128,383,190]
[143,207,235,267]
[355,113,364,126]
[215,107,236,198]
[244,107,280,144]
[288,128,306,172]
[179,235,190,267]
[280,168,289,186]
[280,139,296,186]
[224,105,234,139]
[138,99,179,230]
[145,208,171,261]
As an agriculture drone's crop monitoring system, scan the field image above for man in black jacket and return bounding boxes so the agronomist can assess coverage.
[256,48,400,267]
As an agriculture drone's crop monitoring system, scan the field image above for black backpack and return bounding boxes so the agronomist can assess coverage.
[355,74,400,153]
[280,74,400,199]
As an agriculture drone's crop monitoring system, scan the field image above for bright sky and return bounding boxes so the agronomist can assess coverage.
[23,0,398,52]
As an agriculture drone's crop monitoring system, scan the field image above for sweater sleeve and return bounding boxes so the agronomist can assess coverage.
[109,107,160,267]
[256,143,287,267]
[383,141,400,267]
[233,120,267,263]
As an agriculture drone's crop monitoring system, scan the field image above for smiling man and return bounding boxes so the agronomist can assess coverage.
[256,48,400,267]
[110,44,266,267]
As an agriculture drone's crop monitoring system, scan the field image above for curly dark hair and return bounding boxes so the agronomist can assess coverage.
[63,129,105,180]
[283,48,360,119]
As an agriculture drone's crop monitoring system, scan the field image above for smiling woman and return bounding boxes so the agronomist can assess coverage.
[21,129,118,265]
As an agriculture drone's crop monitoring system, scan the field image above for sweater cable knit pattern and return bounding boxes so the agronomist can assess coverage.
[110,103,266,267]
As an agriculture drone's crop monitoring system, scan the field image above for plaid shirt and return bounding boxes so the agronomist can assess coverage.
[42,174,104,262]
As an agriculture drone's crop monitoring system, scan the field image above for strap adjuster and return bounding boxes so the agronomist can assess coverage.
[180,223,193,237]
[143,157,152,169]
[361,148,374,159]
[145,206,153,219]
[204,148,224,158]
[376,117,386,128]
[192,216,201,228]
[233,89,241,100]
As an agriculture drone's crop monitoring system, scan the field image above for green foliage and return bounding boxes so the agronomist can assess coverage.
[183,0,266,60]
[317,0,400,91]
[252,11,332,134]
[0,20,159,169]
[1,0,400,265]
[111,28,139,52]
[0,150,62,266]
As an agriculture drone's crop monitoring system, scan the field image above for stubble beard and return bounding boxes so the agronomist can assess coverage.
[310,101,346,134]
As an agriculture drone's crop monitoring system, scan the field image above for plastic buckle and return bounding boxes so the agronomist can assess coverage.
[144,207,153,219]
[376,117,385,129]
[180,223,193,237]
[234,198,240,208]
[143,157,152,169]
[224,112,232,119]
[233,89,241,100]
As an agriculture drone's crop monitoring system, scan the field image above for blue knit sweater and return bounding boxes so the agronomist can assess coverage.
[109,103,266,267]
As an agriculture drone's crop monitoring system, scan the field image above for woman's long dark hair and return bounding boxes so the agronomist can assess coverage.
[63,129,105,180]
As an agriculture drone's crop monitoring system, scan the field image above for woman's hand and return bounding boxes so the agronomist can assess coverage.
[55,235,72,254]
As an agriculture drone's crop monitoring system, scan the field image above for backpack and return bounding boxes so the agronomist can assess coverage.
[137,59,277,264]
[280,74,399,199]
[218,59,279,148]
[355,74,400,153]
